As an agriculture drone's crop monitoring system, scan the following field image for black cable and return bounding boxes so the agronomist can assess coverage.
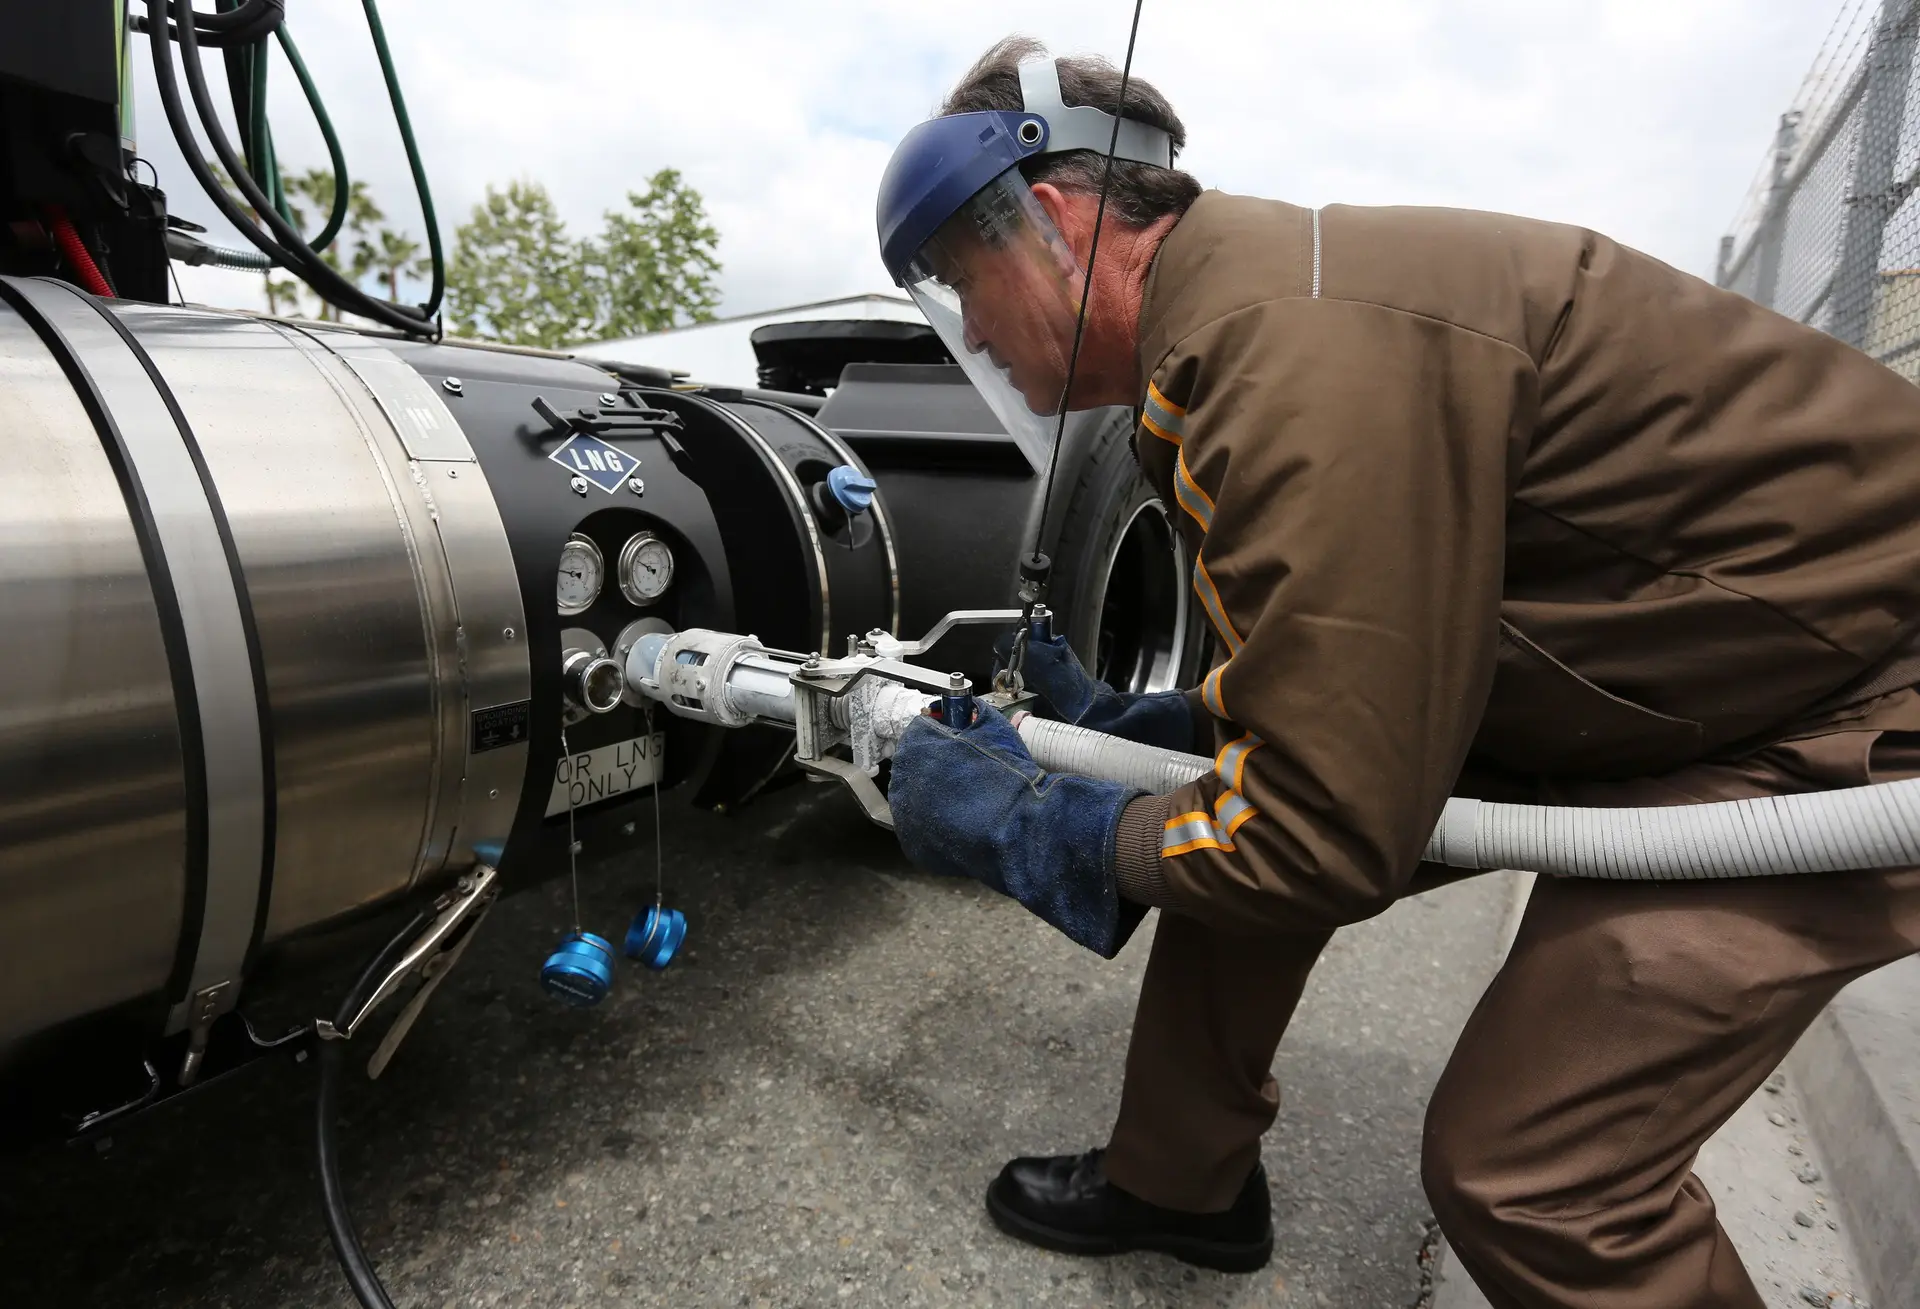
[142,0,306,277]
[316,906,432,1309]
[1025,0,1148,571]
[168,0,430,330]
[144,0,436,334]
[173,0,281,33]
[132,0,286,48]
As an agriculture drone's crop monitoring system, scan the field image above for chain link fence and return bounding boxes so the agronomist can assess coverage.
[1717,0,1920,381]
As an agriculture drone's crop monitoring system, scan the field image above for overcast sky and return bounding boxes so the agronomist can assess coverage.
[134,0,1844,323]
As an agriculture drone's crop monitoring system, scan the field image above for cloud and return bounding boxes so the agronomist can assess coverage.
[130,0,1841,319]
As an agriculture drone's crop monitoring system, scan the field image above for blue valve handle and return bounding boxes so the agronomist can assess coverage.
[826,464,877,516]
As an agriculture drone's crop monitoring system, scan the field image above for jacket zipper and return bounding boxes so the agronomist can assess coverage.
[1311,208,1323,298]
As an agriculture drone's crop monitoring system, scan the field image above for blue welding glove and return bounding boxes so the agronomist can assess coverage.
[995,630,1197,753]
[889,701,1150,959]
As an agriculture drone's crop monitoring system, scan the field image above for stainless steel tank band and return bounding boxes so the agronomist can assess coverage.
[306,333,531,873]
[0,302,188,1051]
[0,277,270,1035]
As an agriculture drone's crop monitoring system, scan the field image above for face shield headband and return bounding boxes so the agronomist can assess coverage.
[875,59,1173,468]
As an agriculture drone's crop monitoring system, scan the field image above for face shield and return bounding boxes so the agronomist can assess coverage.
[901,168,1083,466]
[876,58,1174,470]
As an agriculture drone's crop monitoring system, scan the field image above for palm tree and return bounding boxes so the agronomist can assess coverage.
[362,227,429,302]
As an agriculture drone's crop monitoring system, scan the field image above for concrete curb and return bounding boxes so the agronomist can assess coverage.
[1786,955,1920,1309]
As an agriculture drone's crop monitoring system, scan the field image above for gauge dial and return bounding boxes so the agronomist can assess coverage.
[618,532,675,604]
[556,534,604,615]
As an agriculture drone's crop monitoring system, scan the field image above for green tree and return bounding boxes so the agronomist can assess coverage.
[282,168,386,320]
[202,160,425,320]
[583,168,722,339]
[363,226,430,301]
[445,180,593,348]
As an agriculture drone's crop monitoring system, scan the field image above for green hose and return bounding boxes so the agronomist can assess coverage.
[360,0,441,318]
[361,0,444,319]
[274,25,349,252]
[246,39,292,224]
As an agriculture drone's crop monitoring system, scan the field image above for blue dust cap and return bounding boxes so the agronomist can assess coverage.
[541,930,615,1006]
[624,905,687,971]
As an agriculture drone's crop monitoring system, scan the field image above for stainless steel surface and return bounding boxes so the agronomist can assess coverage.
[0,297,530,1058]
[8,280,268,1038]
[0,302,187,1055]
[260,323,467,924]
[396,453,530,862]
[116,308,444,946]
[616,530,673,605]
[338,354,476,463]
[299,328,528,896]
[560,627,614,725]
[867,608,1023,660]
[562,651,625,715]
[556,534,603,615]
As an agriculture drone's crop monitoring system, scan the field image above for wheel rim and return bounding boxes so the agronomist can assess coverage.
[1093,499,1188,695]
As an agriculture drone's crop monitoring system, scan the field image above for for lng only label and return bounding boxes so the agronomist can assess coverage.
[546,732,665,817]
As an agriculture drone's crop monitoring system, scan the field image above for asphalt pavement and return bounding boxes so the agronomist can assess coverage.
[0,779,1510,1309]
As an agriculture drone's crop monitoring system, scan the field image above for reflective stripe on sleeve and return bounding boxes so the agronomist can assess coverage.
[1143,381,1186,444]
[1173,450,1215,531]
[1160,733,1266,856]
[1192,556,1245,654]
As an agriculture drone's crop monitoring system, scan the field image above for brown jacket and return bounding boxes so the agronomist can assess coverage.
[1112,191,1920,934]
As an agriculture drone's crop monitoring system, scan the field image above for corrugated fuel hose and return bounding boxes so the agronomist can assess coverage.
[1012,716,1920,881]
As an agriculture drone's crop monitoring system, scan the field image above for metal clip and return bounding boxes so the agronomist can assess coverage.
[176,981,231,1087]
[315,863,500,1044]
[365,918,482,1078]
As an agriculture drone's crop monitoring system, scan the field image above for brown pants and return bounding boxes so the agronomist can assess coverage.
[1103,731,1920,1308]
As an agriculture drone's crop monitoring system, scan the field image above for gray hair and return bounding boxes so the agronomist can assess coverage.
[939,36,1202,228]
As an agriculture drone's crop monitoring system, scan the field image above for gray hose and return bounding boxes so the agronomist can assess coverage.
[1016,715,1211,796]
[1014,715,1920,881]
[166,229,276,271]
[1426,783,1920,880]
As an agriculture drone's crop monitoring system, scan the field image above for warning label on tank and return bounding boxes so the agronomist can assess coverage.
[548,433,637,493]
[471,700,532,753]
[546,732,666,816]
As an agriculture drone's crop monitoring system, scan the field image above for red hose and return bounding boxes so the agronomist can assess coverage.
[43,205,115,298]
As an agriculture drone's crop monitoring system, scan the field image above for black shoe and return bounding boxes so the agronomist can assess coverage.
[984,1148,1273,1273]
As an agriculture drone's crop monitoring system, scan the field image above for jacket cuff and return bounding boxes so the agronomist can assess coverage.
[1112,793,1177,908]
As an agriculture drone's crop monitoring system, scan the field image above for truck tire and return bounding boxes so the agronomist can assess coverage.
[1045,409,1208,695]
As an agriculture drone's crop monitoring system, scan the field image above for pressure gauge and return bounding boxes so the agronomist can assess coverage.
[556,534,604,615]
[618,531,675,605]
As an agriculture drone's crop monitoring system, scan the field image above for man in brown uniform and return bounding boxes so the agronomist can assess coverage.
[881,39,1920,1307]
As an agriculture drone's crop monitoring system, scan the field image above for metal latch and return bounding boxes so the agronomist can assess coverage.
[315,863,500,1070]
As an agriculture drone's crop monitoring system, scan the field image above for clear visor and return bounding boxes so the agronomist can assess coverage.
[902,170,1085,469]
